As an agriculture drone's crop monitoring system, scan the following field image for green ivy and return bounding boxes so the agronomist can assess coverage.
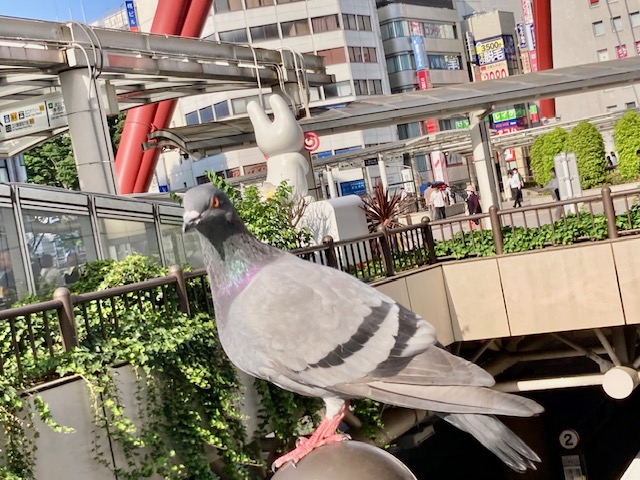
[565,121,606,189]
[614,110,640,180]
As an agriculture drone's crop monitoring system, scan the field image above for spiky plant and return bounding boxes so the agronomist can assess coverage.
[360,183,411,232]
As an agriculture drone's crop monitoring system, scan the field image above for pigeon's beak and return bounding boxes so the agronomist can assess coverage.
[183,210,202,233]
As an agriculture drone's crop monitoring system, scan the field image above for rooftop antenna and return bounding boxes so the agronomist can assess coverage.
[80,0,87,22]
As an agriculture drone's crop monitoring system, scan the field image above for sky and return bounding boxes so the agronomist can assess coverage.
[2,0,124,23]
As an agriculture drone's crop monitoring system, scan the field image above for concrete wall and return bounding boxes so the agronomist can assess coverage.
[374,235,640,344]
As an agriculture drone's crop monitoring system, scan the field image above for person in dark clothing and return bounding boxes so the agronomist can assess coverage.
[465,185,482,230]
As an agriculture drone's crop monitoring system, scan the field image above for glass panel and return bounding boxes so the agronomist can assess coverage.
[631,12,640,28]
[199,106,214,123]
[185,111,199,125]
[312,15,340,33]
[282,19,310,37]
[99,218,160,264]
[161,224,204,269]
[250,23,280,41]
[214,101,230,119]
[219,28,248,43]
[324,81,352,98]
[22,210,97,296]
[592,21,604,36]
[0,208,27,306]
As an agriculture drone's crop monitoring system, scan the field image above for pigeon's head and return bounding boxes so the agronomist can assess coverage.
[182,184,235,233]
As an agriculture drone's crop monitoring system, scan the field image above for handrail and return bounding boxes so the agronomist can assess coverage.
[72,275,177,303]
[0,299,63,321]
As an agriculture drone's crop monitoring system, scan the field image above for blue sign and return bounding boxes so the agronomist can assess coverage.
[340,179,366,197]
[125,1,139,31]
[159,185,169,193]
[411,36,427,71]
[516,23,527,50]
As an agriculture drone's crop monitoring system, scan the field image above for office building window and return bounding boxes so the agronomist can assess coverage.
[592,20,605,36]
[199,106,214,123]
[282,19,310,37]
[317,47,347,65]
[277,0,303,3]
[219,28,248,43]
[354,79,367,95]
[185,111,199,125]
[380,20,409,40]
[612,16,623,31]
[0,160,8,183]
[626,101,637,109]
[397,122,421,140]
[386,53,415,74]
[428,54,462,70]
[606,105,618,112]
[353,79,382,96]
[214,101,230,119]
[363,47,377,62]
[631,11,640,28]
[423,22,456,39]
[324,81,352,98]
[357,15,372,31]
[312,15,340,33]
[348,46,363,62]
[214,0,243,13]
[246,0,273,7]
[597,48,609,61]
[342,13,358,30]
[231,96,259,114]
[368,79,383,95]
[250,23,280,41]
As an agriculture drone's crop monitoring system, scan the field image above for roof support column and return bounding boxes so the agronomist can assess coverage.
[469,112,500,210]
[377,154,389,192]
[58,69,117,194]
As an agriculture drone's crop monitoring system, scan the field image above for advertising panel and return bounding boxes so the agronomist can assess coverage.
[475,36,506,66]
[516,23,527,49]
[0,94,67,141]
[479,60,509,81]
[125,1,139,32]
[430,151,448,184]
[417,69,432,90]
[410,22,427,71]
[616,44,628,58]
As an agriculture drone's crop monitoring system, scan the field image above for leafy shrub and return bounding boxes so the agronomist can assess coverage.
[614,110,640,180]
[565,121,606,189]
[529,127,568,186]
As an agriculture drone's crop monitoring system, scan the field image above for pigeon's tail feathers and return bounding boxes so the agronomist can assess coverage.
[442,413,541,472]
[348,382,544,417]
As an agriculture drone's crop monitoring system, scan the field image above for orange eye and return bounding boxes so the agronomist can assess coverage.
[211,196,220,209]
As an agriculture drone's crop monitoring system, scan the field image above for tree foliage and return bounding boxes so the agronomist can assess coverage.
[24,134,79,190]
[529,127,568,186]
[613,110,640,180]
[206,172,311,250]
[565,121,606,189]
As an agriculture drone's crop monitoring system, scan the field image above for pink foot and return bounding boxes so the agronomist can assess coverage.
[272,401,349,471]
[272,433,349,470]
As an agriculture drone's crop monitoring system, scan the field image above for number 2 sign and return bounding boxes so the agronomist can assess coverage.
[559,429,580,450]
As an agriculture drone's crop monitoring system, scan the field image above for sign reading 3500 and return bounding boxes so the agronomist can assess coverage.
[475,36,506,66]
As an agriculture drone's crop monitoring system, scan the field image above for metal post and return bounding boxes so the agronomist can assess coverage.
[53,287,78,351]
[489,206,504,255]
[322,235,339,269]
[420,217,437,264]
[169,264,191,316]
[469,112,501,210]
[376,225,395,277]
[378,155,389,192]
[602,187,619,239]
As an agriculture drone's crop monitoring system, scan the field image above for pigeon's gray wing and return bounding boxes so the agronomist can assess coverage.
[226,254,494,393]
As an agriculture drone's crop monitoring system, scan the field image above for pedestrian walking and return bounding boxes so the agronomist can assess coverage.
[465,185,482,230]
[508,169,523,208]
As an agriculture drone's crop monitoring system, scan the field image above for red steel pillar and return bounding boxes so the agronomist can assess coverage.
[133,0,213,193]
[532,0,556,119]
[114,0,192,194]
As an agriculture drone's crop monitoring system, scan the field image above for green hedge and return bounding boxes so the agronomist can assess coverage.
[565,121,606,189]
[529,127,568,186]
[614,110,640,180]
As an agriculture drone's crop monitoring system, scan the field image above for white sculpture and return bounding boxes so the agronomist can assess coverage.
[247,94,310,198]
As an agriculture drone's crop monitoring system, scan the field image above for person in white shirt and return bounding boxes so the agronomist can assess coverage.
[429,187,447,220]
[508,169,523,208]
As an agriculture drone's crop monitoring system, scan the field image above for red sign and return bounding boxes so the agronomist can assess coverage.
[479,61,509,81]
[495,126,521,136]
[243,162,268,175]
[425,119,439,134]
[617,44,628,58]
[417,69,431,90]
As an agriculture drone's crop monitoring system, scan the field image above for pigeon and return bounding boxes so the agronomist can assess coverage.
[182,184,544,472]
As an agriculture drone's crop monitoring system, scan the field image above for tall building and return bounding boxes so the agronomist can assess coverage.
[551,0,640,121]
